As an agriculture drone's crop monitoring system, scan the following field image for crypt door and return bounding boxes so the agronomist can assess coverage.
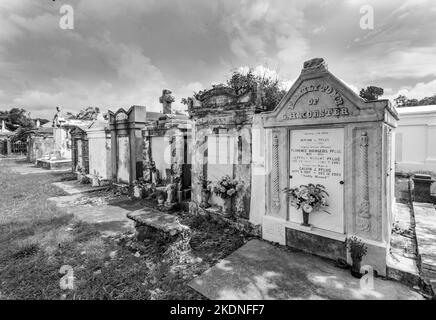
[288,128,345,234]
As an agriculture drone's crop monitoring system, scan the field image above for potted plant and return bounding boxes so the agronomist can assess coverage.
[132,180,144,199]
[156,190,165,205]
[347,236,368,278]
[283,184,329,227]
[210,175,242,217]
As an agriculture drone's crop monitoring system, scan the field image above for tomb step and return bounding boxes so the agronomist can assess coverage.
[386,203,421,287]
[52,180,109,195]
[127,208,190,236]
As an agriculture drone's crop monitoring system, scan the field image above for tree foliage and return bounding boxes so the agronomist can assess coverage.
[0,108,33,130]
[394,94,436,107]
[227,69,287,111]
[66,107,101,120]
[359,86,384,101]
[182,68,287,111]
[0,108,49,141]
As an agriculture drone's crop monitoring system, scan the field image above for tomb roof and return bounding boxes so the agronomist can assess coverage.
[263,57,398,127]
[396,105,436,115]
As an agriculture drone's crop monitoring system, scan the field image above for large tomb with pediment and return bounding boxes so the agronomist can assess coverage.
[261,58,398,275]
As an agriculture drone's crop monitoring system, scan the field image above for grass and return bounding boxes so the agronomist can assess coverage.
[0,161,250,299]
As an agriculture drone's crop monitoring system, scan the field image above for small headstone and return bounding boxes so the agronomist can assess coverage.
[413,174,435,203]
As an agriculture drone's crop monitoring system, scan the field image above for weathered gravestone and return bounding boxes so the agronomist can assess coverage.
[261,58,398,276]
[86,113,112,186]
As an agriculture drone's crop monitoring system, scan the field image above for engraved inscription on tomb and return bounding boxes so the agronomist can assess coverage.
[290,130,343,180]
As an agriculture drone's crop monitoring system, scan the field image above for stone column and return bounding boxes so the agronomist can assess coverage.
[6,139,12,155]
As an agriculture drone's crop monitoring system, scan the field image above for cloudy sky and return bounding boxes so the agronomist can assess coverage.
[0,0,435,119]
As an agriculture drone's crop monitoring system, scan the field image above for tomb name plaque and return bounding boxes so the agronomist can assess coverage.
[289,128,344,233]
[290,130,343,180]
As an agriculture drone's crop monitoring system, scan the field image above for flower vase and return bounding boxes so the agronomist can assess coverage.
[302,209,310,227]
[222,198,233,217]
[201,190,210,208]
[351,259,362,278]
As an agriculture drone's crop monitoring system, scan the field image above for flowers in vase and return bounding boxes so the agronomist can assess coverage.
[283,184,329,214]
[210,175,242,199]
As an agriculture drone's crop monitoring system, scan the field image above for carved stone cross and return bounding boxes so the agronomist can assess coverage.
[159,89,175,114]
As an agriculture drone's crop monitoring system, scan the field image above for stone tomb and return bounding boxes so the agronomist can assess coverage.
[108,105,148,185]
[261,58,398,276]
[70,126,89,176]
[141,90,192,205]
[85,114,112,186]
[0,120,13,155]
[188,85,264,227]
[27,127,54,163]
[35,107,91,170]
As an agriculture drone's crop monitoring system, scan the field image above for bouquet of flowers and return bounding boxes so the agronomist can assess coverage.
[210,175,243,199]
[283,184,329,214]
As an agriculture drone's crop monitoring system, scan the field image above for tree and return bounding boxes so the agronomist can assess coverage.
[394,95,407,107]
[393,94,436,107]
[66,107,101,120]
[182,68,287,111]
[0,108,34,131]
[0,108,45,141]
[227,69,287,111]
[359,86,384,101]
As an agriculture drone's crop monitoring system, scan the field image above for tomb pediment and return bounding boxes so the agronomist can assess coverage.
[263,58,397,127]
[188,85,256,118]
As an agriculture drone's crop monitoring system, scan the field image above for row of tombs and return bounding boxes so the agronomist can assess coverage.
[27,59,398,276]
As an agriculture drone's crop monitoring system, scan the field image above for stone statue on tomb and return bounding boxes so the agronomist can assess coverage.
[150,161,161,185]
[159,89,175,114]
[165,183,177,204]
[52,106,65,127]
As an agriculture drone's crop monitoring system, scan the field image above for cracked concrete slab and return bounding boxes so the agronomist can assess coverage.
[189,239,424,300]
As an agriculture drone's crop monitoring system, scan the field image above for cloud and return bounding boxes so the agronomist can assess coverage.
[219,0,309,75]
[312,26,326,35]
[385,79,436,101]
[1,0,436,118]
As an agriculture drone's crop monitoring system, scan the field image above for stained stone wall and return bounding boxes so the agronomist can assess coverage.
[261,58,398,276]
[86,127,112,181]
[53,127,72,160]
[142,115,192,193]
[27,129,54,163]
[71,127,89,173]
[109,105,148,185]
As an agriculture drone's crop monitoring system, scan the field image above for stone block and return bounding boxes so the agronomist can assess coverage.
[285,227,347,261]
[413,174,435,203]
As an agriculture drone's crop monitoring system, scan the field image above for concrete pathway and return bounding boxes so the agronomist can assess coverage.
[189,239,424,300]
[414,202,436,291]
[386,203,420,285]
[8,161,70,175]
[48,195,138,237]
[52,180,108,195]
